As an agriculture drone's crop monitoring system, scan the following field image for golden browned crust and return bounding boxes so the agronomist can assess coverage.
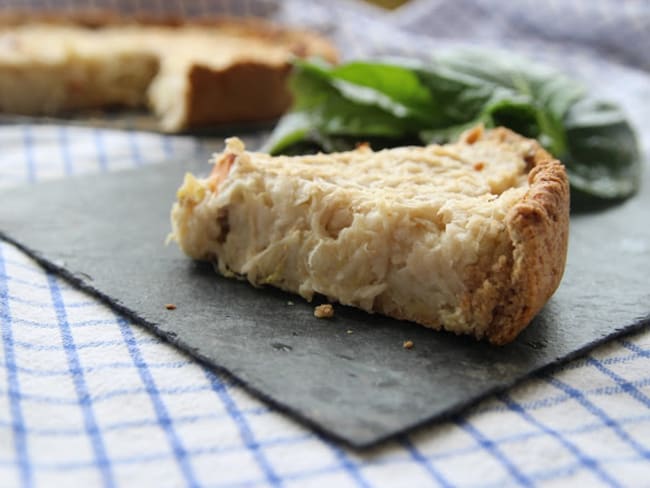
[367,127,569,345]
[314,304,335,319]
[185,62,293,126]
[477,128,569,344]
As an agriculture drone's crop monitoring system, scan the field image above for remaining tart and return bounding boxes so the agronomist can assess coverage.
[0,15,337,131]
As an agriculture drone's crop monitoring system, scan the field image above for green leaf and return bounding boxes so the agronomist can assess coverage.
[290,60,421,139]
[563,98,641,199]
[427,50,584,156]
[292,60,436,124]
[328,62,439,122]
[413,64,494,126]
[261,112,313,155]
[289,61,336,111]
[312,92,417,137]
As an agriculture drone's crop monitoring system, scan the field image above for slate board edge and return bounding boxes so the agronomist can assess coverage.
[3,229,649,450]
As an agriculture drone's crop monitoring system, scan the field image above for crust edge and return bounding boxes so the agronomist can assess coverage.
[482,128,570,345]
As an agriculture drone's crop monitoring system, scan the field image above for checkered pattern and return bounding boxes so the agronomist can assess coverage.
[2,1,650,486]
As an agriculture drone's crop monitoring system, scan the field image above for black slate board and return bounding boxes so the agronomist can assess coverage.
[1,158,649,448]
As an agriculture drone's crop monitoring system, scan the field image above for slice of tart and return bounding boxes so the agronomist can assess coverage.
[170,126,570,344]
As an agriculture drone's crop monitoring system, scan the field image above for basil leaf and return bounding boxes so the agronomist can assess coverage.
[293,60,434,124]
[423,50,585,156]
[413,64,494,126]
[261,112,312,155]
[285,60,423,142]
[563,98,641,199]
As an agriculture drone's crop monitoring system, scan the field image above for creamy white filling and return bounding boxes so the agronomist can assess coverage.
[172,135,533,334]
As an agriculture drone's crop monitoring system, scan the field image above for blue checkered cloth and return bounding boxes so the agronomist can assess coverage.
[1,1,650,486]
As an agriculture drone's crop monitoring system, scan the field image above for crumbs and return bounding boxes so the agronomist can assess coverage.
[165,303,177,310]
[314,304,334,319]
[403,340,414,350]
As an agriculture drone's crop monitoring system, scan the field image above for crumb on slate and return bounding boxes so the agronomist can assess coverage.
[403,340,414,350]
[314,304,334,319]
[165,303,177,310]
